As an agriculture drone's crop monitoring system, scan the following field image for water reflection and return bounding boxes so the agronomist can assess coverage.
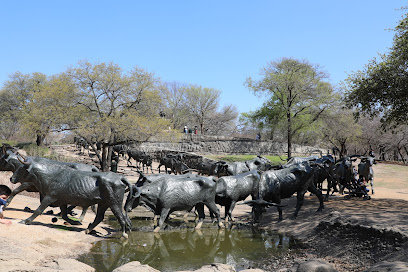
[78,218,302,272]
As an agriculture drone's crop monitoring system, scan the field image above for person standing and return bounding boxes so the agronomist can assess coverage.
[256,133,261,140]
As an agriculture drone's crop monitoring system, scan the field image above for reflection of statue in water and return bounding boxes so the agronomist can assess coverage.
[141,229,218,271]
[79,226,300,271]
[78,238,134,271]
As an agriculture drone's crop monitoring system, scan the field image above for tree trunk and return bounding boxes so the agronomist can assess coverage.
[339,141,347,158]
[287,112,292,158]
[398,147,405,164]
[404,146,408,164]
[101,145,111,172]
[36,134,45,146]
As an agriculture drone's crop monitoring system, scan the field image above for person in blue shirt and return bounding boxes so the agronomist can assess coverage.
[0,185,12,225]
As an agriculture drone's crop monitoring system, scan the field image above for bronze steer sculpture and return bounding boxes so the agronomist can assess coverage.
[157,154,191,175]
[358,156,376,194]
[334,156,358,194]
[215,170,263,222]
[140,154,154,174]
[1,149,99,212]
[281,155,320,169]
[157,155,177,174]
[216,156,273,176]
[280,155,336,200]
[127,149,146,168]
[311,155,336,200]
[10,157,133,238]
[197,160,230,177]
[242,160,324,224]
[127,173,224,232]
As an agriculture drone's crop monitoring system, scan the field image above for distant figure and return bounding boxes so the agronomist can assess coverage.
[353,166,358,182]
[256,133,261,140]
[194,126,198,134]
[0,185,12,225]
[184,126,188,134]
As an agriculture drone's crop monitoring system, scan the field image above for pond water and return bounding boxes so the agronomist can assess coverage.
[77,216,303,272]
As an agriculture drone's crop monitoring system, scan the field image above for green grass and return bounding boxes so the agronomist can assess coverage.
[1,140,19,147]
[205,154,287,165]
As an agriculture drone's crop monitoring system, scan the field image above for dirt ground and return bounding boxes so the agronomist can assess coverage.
[1,145,408,271]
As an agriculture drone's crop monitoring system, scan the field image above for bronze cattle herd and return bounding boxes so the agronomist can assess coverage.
[0,144,376,238]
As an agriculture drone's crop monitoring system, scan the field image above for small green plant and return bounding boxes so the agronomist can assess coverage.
[18,143,51,157]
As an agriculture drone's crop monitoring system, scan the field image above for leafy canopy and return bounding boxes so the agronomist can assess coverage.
[244,57,336,154]
[345,9,408,127]
[63,60,171,144]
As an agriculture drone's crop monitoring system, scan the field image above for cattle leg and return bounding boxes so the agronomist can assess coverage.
[21,196,55,225]
[276,205,283,222]
[77,206,89,222]
[292,192,306,219]
[324,179,334,201]
[4,182,36,208]
[227,201,237,222]
[110,203,131,238]
[205,202,224,228]
[86,204,109,235]
[339,178,346,195]
[369,178,374,194]
[195,203,205,229]
[221,202,230,222]
[308,184,325,212]
[155,208,170,232]
[60,205,82,225]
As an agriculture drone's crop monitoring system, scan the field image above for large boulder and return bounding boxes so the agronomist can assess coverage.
[36,258,95,272]
[112,261,160,272]
[292,259,337,272]
[365,261,408,272]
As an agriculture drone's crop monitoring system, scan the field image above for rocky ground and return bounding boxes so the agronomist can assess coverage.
[1,145,408,271]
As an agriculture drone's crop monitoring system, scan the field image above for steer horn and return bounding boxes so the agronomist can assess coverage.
[16,151,27,160]
[182,168,197,174]
[238,199,287,207]
[16,152,30,165]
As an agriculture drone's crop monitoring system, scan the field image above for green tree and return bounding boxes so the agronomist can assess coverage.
[160,83,238,135]
[207,104,238,135]
[181,85,238,135]
[245,57,336,157]
[345,9,408,127]
[160,81,189,130]
[183,85,220,134]
[321,108,362,158]
[0,72,48,143]
[20,73,77,146]
[22,61,171,171]
[64,61,171,171]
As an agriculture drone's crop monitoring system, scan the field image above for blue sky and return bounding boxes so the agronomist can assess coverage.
[1,1,406,114]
